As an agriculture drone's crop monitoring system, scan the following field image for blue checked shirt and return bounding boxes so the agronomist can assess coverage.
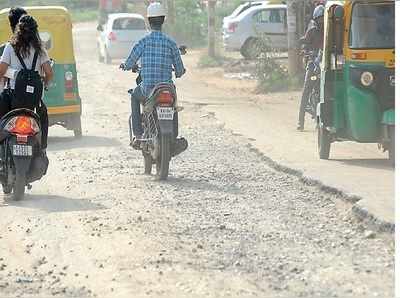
[124,31,186,96]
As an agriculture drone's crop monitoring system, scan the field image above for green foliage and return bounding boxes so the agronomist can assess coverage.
[166,0,244,47]
[2,0,99,9]
[197,53,225,68]
[70,9,98,23]
[254,38,291,93]
[165,0,207,47]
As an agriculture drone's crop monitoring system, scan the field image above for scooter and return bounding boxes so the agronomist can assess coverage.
[0,68,49,200]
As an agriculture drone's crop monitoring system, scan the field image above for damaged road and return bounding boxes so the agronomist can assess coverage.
[0,23,394,298]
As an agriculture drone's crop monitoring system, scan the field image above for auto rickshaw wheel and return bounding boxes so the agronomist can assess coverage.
[318,125,331,160]
[388,126,395,167]
[73,117,83,139]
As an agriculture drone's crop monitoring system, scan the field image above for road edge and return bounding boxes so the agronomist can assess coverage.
[243,142,395,233]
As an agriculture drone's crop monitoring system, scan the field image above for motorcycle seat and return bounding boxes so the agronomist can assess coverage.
[147,83,176,101]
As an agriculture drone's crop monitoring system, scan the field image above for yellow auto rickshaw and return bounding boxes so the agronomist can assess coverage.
[0,6,82,137]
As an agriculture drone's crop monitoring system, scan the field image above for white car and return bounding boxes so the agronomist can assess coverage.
[223,4,288,59]
[223,1,268,29]
[97,13,148,64]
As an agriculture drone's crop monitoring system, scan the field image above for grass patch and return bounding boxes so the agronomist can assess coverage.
[253,37,303,93]
[71,9,98,23]
[197,54,226,68]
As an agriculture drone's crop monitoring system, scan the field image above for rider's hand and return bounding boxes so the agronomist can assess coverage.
[119,63,127,70]
[132,64,140,73]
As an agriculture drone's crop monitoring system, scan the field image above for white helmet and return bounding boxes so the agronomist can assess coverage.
[147,2,166,18]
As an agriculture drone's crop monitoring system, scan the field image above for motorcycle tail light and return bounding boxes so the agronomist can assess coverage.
[4,116,40,136]
[157,91,174,106]
[108,31,117,41]
[227,22,238,33]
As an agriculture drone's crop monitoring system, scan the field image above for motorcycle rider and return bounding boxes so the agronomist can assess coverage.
[297,4,324,131]
[120,2,186,147]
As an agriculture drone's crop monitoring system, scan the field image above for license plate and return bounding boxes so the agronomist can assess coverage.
[12,145,32,156]
[157,107,174,120]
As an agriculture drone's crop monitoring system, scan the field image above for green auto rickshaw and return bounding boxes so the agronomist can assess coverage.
[0,6,82,137]
[317,0,395,165]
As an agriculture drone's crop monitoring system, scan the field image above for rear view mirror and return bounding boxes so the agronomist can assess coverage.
[97,24,104,32]
[179,45,187,55]
[333,6,344,55]
[334,6,344,19]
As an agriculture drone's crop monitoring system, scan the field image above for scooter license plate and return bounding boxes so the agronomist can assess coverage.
[12,145,32,156]
[157,107,174,120]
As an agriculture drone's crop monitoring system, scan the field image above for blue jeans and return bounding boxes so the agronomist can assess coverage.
[131,86,146,137]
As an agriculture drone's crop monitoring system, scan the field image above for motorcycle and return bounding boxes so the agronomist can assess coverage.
[124,46,188,180]
[302,50,321,120]
[0,68,49,200]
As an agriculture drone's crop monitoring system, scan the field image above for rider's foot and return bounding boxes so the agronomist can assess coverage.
[297,125,304,131]
[173,137,188,156]
[130,135,142,149]
[40,148,47,157]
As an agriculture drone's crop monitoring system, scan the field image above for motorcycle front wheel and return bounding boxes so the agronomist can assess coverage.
[156,134,172,180]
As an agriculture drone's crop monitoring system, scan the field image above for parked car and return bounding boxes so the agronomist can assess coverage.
[223,4,288,59]
[97,13,148,64]
[223,1,267,27]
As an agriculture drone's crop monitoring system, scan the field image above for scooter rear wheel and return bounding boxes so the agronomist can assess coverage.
[13,171,26,201]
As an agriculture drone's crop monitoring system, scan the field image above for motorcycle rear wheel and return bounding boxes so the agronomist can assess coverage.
[13,171,26,201]
[156,134,172,180]
[143,152,153,175]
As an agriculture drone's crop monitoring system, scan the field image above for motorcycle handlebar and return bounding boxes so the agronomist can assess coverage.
[120,64,175,73]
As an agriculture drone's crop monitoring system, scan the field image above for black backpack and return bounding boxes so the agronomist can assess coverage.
[13,49,43,110]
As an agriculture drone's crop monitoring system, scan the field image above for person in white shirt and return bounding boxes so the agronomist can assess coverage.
[0,14,53,150]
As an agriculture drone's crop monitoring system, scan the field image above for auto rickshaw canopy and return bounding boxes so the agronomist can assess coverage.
[0,6,75,64]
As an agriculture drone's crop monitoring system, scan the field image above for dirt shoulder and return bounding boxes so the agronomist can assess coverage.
[181,50,395,229]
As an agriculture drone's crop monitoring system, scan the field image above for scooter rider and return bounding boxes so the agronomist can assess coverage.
[120,2,186,147]
[297,4,324,131]
[0,8,51,151]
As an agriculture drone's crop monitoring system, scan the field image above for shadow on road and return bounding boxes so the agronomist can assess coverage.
[331,158,393,170]
[48,135,121,151]
[2,194,106,213]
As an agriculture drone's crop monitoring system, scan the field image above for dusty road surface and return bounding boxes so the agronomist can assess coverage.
[0,23,394,298]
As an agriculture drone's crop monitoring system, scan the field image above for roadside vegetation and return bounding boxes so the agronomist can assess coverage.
[5,0,99,22]
[70,9,98,23]
[253,37,297,93]
[197,53,227,68]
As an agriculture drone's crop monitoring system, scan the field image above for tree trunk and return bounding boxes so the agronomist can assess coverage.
[286,0,301,77]
[208,0,216,58]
